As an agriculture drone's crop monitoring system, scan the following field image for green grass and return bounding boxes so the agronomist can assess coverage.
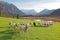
[0,17,60,40]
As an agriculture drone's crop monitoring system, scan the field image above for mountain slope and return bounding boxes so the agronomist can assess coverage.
[36,9,54,16]
[51,8,60,16]
[0,1,25,17]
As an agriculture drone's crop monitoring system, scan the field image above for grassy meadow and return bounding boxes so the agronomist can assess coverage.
[0,17,60,40]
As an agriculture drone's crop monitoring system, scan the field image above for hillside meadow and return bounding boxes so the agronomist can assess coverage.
[0,17,60,40]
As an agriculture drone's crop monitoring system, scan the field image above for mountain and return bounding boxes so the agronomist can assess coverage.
[36,9,54,16]
[0,1,25,17]
[51,8,60,16]
[21,9,37,16]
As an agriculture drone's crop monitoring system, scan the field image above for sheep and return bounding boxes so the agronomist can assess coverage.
[35,20,42,26]
[8,21,12,27]
[38,21,41,26]
[15,23,18,27]
[47,21,53,26]
[42,20,53,27]
[42,20,48,27]
[20,23,30,32]
[29,22,32,27]
[42,20,47,27]
[33,21,36,27]
[20,21,24,25]
[20,24,26,32]
[24,23,30,32]
[13,23,18,29]
[46,21,50,26]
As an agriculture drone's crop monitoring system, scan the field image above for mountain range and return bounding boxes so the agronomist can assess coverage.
[22,9,60,17]
[0,1,60,17]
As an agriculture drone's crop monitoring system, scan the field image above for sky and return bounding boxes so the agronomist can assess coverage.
[2,0,60,12]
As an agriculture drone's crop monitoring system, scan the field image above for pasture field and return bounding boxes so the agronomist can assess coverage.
[0,17,60,40]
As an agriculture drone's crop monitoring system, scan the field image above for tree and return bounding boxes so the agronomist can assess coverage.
[0,8,2,16]
[16,14,19,19]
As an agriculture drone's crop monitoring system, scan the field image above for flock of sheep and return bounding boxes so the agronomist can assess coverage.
[8,21,31,32]
[8,20,54,32]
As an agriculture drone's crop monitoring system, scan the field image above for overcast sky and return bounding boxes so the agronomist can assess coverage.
[3,0,60,12]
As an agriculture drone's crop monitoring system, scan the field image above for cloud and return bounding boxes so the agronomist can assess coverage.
[4,0,60,11]
[19,0,60,3]
[41,2,60,9]
[13,1,60,12]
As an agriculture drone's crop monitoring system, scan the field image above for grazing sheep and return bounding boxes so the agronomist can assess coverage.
[38,22,41,26]
[8,21,12,27]
[25,23,30,32]
[13,23,18,30]
[15,23,18,27]
[42,20,53,27]
[47,21,53,25]
[20,23,30,32]
[35,20,42,26]
[46,21,50,26]
[42,20,46,27]
[20,21,24,25]
[33,21,36,27]
[20,24,26,32]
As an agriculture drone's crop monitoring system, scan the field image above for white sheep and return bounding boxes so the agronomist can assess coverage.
[46,21,50,26]
[42,20,53,27]
[25,23,30,32]
[20,24,26,32]
[13,23,18,29]
[42,20,47,26]
[47,21,53,25]
[20,23,30,32]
